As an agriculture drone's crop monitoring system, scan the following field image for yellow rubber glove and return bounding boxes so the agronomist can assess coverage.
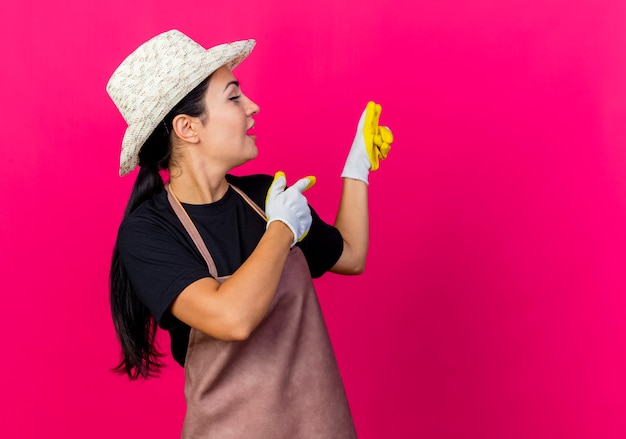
[341,101,394,184]
[265,171,316,246]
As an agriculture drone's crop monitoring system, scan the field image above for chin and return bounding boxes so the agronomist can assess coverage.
[234,149,258,168]
[247,145,259,160]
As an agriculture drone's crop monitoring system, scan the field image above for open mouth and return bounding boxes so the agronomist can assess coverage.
[246,123,256,138]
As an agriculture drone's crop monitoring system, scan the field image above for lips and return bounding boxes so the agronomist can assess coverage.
[246,122,256,138]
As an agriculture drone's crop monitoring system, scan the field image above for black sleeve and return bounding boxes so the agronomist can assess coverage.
[296,206,344,278]
[227,173,344,278]
[116,215,209,329]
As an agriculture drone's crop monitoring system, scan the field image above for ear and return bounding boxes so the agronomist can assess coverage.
[171,114,200,143]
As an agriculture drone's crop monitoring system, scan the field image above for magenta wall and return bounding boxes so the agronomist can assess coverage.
[2,0,626,437]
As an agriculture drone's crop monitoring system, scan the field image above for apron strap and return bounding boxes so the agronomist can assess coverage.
[166,184,219,278]
[165,183,267,279]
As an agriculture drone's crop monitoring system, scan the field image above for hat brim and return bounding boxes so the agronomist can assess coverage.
[119,39,256,176]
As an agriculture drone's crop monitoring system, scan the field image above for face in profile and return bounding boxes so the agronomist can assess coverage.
[195,66,261,169]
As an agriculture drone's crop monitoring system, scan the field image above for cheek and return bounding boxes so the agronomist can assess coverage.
[206,119,235,142]
[214,111,245,137]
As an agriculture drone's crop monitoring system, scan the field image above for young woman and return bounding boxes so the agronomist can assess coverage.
[107,29,393,438]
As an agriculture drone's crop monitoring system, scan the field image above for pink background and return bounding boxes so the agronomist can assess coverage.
[2,0,626,437]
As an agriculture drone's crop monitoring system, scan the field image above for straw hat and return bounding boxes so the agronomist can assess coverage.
[106,30,256,176]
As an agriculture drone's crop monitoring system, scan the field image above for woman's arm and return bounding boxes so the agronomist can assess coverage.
[170,220,292,341]
[330,178,369,274]
[170,173,314,341]
[331,102,393,275]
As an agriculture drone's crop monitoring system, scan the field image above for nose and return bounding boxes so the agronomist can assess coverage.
[245,94,260,116]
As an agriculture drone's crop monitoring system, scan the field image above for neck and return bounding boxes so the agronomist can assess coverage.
[168,163,229,204]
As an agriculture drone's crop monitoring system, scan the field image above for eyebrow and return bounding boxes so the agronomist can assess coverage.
[224,80,240,92]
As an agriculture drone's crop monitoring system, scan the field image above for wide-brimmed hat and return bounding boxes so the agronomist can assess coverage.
[106,29,256,176]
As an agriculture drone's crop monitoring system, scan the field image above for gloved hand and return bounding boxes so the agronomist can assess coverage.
[265,171,316,246]
[341,101,394,184]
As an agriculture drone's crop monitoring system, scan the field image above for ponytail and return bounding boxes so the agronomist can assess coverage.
[109,75,211,380]
[110,165,165,379]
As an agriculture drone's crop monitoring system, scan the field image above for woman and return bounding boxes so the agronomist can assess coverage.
[107,30,393,438]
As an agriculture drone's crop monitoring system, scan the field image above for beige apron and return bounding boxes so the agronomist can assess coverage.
[167,185,357,439]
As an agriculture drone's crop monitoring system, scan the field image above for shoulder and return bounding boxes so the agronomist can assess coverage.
[119,190,170,229]
[117,190,181,251]
[115,190,209,327]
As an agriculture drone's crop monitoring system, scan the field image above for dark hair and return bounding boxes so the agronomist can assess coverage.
[110,76,211,380]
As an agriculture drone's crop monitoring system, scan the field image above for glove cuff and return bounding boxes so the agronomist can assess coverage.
[266,218,297,247]
[341,151,370,185]
[340,169,369,185]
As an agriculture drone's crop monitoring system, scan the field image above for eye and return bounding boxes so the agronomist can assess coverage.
[229,95,241,102]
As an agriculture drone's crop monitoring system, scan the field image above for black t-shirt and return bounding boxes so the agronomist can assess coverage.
[117,174,344,366]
